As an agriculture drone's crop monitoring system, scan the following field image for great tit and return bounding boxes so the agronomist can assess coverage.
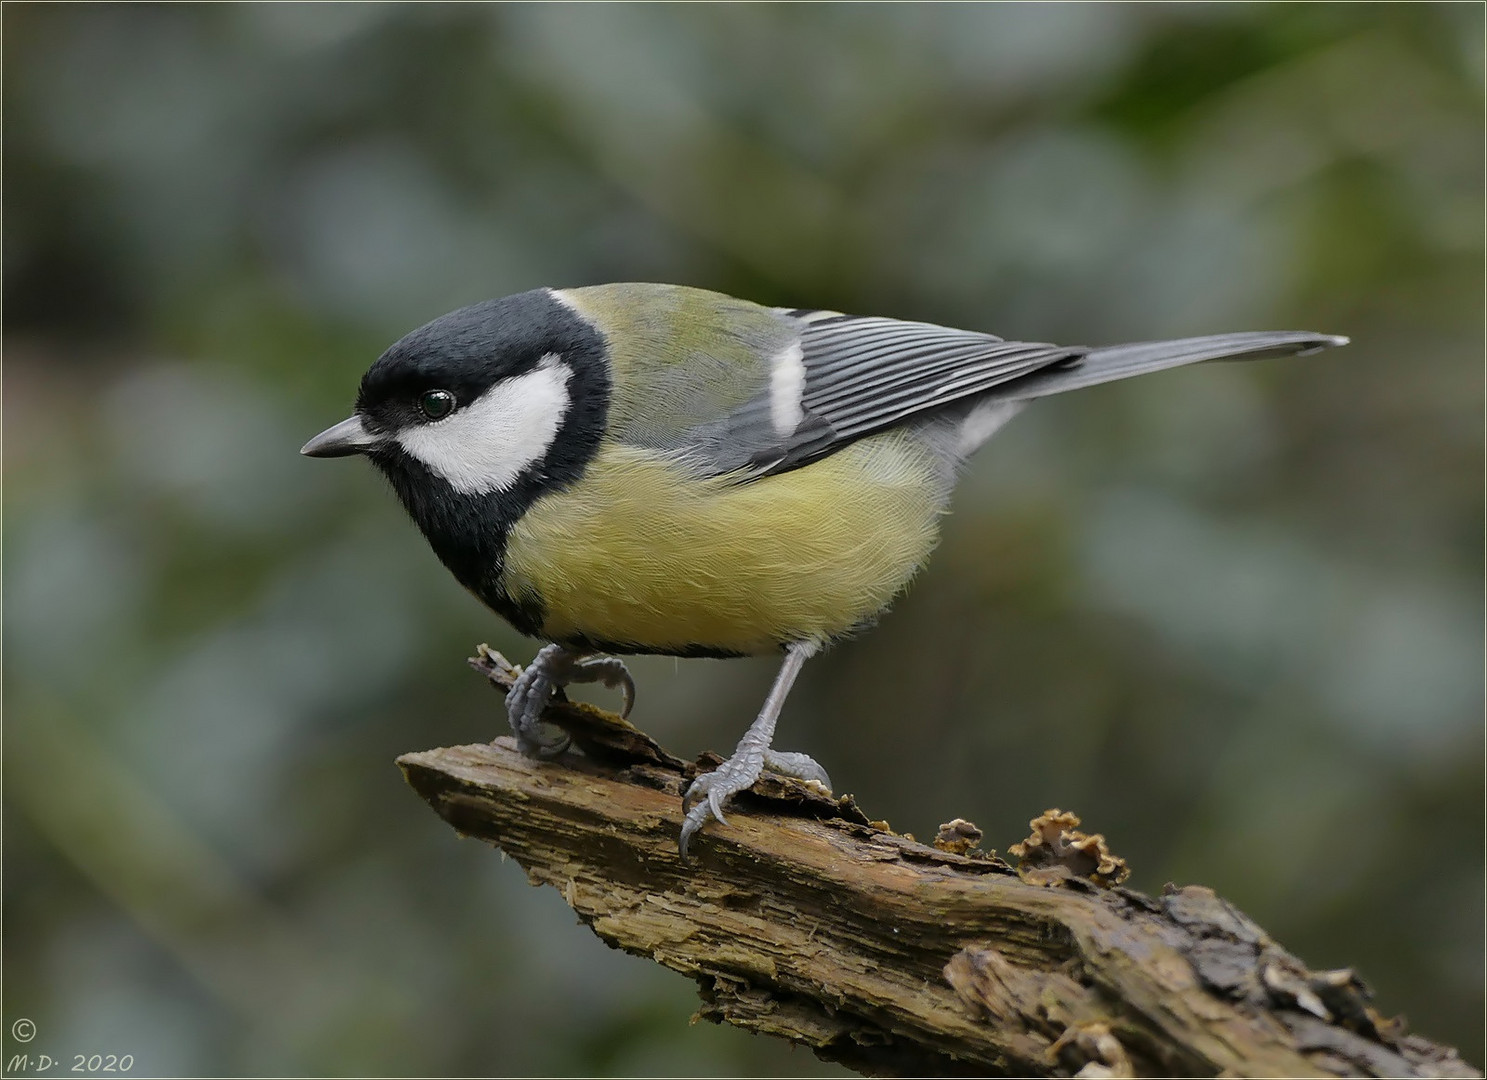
[302,283,1347,855]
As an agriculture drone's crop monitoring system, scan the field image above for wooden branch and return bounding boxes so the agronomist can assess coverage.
[396,648,1479,1079]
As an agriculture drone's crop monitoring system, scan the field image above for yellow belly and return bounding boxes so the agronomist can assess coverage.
[500,433,946,654]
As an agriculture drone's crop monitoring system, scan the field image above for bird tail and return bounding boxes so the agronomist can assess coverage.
[1002,331,1349,401]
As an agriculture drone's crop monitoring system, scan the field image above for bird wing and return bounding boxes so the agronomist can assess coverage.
[695,316,1346,479]
[635,307,1082,478]
[560,285,1078,478]
[755,311,1081,475]
[557,285,1344,481]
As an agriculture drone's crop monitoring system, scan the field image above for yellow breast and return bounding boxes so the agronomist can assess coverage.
[500,432,947,655]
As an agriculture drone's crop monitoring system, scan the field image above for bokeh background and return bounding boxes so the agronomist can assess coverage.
[5,4,1482,1075]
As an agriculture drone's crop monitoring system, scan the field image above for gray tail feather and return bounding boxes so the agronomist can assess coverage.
[1003,331,1349,401]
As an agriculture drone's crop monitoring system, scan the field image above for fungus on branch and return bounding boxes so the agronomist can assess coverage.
[393,647,1480,1079]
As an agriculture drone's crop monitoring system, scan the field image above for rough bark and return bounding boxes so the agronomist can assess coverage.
[395,648,1480,1079]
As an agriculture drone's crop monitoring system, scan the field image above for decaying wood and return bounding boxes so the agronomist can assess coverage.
[395,647,1480,1079]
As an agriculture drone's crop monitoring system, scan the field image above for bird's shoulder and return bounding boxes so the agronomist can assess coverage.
[549,283,1069,480]
[554,283,792,380]
[551,284,795,467]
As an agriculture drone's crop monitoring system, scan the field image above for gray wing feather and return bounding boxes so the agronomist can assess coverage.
[636,314,1346,481]
[747,316,1080,475]
[649,314,1078,477]
[999,331,1348,401]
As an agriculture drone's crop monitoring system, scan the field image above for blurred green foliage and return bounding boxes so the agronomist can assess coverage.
[4,4,1481,1075]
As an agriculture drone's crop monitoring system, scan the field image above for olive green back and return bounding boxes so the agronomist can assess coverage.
[556,283,795,463]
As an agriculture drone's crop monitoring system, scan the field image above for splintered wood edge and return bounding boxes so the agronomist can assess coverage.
[397,741,1479,1080]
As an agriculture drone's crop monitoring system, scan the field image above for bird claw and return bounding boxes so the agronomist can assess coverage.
[679,771,740,859]
[524,731,572,758]
[504,648,572,758]
[504,644,633,758]
[677,747,832,859]
[761,749,832,790]
[570,656,635,719]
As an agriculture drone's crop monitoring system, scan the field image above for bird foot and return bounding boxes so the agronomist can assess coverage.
[505,644,635,758]
[679,748,831,858]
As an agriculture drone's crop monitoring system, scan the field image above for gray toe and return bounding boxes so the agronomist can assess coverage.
[762,749,832,790]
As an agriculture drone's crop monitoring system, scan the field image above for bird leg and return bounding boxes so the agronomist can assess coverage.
[679,641,829,857]
[505,643,635,758]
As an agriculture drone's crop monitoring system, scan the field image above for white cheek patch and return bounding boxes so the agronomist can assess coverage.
[396,355,572,495]
[769,341,806,436]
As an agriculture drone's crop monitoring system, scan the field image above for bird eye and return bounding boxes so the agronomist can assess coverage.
[419,389,456,421]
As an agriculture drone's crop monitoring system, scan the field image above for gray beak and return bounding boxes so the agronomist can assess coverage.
[300,415,385,458]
